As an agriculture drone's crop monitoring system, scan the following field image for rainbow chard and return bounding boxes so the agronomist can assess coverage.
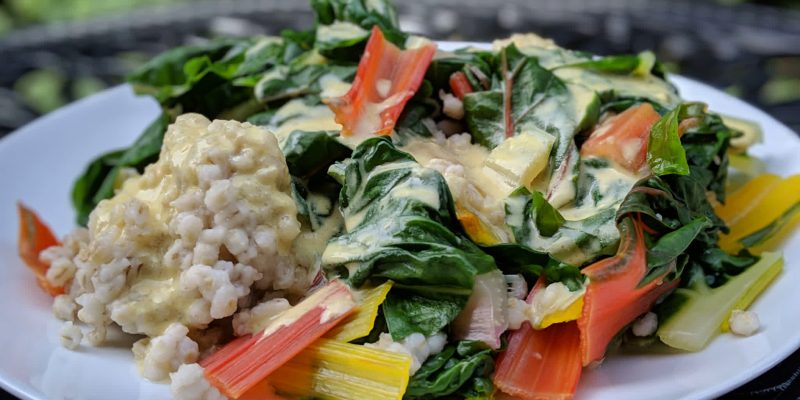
[451,269,508,349]
[463,44,600,207]
[201,280,356,399]
[322,137,498,340]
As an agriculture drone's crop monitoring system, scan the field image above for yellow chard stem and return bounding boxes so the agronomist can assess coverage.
[325,281,393,342]
[269,339,412,400]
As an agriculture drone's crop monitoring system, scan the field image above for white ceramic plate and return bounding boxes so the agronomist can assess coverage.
[1,41,799,400]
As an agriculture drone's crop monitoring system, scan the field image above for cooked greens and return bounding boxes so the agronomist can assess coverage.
[323,137,498,339]
[406,341,494,399]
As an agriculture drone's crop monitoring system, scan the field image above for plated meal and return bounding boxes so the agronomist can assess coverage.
[12,0,800,399]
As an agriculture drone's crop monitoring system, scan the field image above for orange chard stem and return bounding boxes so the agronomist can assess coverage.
[202,280,356,399]
[577,217,680,366]
[325,26,436,137]
[493,276,582,400]
[17,202,63,296]
[580,103,661,172]
[449,71,473,99]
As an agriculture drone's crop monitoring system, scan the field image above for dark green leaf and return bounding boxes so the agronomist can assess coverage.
[311,0,405,52]
[71,113,169,225]
[71,149,125,226]
[405,341,494,399]
[382,291,467,338]
[126,38,242,99]
[425,50,494,93]
[641,217,710,285]
[283,130,352,179]
[256,63,356,104]
[505,187,618,265]
[323,137,497,339]
[528,190,565,236]
[463,44,582,149]
[557,51,655,76]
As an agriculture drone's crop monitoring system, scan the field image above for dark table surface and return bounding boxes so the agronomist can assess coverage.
[1,0,799,399]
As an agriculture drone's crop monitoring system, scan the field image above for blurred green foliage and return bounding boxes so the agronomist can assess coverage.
[3,0,190,27]
[14,69,68,113]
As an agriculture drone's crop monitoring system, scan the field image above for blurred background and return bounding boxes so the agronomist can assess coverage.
[0,0,799,137]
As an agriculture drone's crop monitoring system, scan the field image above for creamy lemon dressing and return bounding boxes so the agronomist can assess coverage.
[527,282,585,327]
[268,99,343,143]
[400,134,515,242]
[556,67,680,108]
[317,21,369,42]
[560,159,642,221]
[319,73,353,99]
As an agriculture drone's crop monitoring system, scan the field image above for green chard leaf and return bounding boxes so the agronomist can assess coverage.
[425,49,494,93]
[618,173,757,288]
[71,113,170,226]
[382,291,467,338]
[647,103,698,176]
[481,243,583,290]
[127,38,255,117]
[405,341,494,399]
[463,44,599,208]
[463,44,582,149]
[311,0,405,61]
[282,130,352,230]
[557,51,656,77]
[283,130,352,179]
[255,62,356,105]
[505,187,619,266]
[322,137,497,339]
[126,38,242,100]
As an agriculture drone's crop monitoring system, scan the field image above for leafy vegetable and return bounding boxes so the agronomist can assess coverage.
[405,341,494,399]
[255,62,356,104]
[322,137,497,339]
[557,51,656,77]
[505,187,619,266]
[128,38,257,117]
[71,112,169,226]
[311,0,404,50]
[283,130,352,180]
[126,38,243,104]
[482,243,584,291]
[425,49,493,94]
[382,291,467,339]
[282,130,352,232]
[619,174,756,287]
[647,103,696,176]
[463,44,599,208]
[463,44,586,149]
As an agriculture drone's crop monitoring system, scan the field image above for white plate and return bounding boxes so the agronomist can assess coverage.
[1,43,799,400]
